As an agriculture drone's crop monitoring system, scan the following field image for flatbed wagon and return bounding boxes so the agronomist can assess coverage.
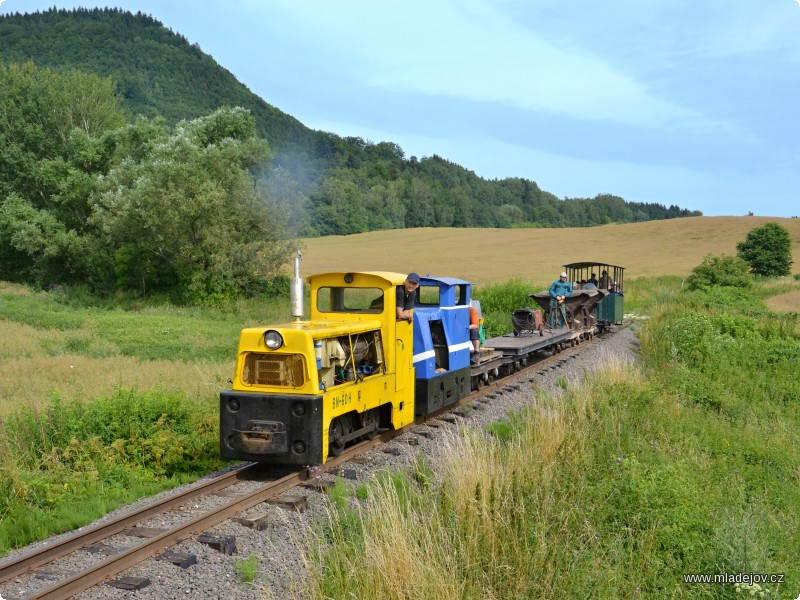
[482,327,581,380]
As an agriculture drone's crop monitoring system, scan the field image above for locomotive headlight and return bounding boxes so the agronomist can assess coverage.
[264,330,284,350]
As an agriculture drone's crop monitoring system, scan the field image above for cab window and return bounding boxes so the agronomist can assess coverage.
[416,285,441,307]
[455,284,468,305]
[317,287,384,313]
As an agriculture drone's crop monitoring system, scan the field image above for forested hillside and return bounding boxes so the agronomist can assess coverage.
[0,8,701,239]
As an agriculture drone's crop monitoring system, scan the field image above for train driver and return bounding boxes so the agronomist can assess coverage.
[396,272,420,321]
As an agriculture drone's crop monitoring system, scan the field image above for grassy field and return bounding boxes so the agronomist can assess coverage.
[0,282,297,416]
[766,289,800,313]
[0,286,294,552]
[299,216,800,285]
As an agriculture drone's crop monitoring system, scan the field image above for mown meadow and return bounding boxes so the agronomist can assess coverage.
[301,275,800,599]
[299,216,800,285]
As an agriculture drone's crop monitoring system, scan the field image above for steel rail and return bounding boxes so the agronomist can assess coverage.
[0,461,259,584]
[26,444,368,600]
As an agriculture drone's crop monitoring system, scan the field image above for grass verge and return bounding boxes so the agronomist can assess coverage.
[0,388,224,555]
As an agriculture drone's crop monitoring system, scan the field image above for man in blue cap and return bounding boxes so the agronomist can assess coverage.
[397,272,420,321]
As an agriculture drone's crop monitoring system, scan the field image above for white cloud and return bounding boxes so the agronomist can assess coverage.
[367,2,693,128]
[251,0,717,131]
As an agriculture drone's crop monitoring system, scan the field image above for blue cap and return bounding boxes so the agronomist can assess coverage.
[407,272,421,283]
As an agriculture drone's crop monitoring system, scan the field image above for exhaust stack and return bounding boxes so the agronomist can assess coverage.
[290,250,304,321]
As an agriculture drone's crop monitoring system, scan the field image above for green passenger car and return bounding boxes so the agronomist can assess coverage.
[563,262,625,327]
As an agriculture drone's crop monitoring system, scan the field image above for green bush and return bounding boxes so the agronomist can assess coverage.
[665,313,715,367]
[686,288,768,321]
[0,388,223,552]
[4,390,219,475]
[474,278,536,338]
[685,254,752,291]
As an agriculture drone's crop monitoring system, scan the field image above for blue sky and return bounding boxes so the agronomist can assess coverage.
[2,0,799,217]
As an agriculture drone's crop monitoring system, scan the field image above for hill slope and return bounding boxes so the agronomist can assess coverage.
[299,216,800,284]
[0,7,702,235]
[0,7,315,155]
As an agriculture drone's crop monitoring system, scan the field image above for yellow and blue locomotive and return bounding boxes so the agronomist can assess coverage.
[220,255,479,465]
[220,255,622,466]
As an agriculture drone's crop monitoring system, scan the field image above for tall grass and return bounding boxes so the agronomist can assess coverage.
[0,283,291,416]
[305,358,660,599]
[304,278,800,599]
[622,275,683,315]
[473,278,543,337]
[0,283,290,362]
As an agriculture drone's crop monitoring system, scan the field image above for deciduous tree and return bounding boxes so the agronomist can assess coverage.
[92,107,293,303]
[736,222,793,277]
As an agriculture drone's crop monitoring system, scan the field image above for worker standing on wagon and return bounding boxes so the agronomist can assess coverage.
[548,271,573,328]
[469,304,481,357]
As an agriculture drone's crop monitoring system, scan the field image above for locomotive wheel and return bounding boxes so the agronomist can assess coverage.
[329,418,346,456]
[363,410,379,440]
[476,377,485,390]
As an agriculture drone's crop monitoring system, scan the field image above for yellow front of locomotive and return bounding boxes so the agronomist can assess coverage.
[220,271,416,465]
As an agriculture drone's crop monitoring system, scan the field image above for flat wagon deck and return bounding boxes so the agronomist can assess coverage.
[485,327,579,357]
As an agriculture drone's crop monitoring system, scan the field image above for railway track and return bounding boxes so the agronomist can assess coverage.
[0,324,622,599]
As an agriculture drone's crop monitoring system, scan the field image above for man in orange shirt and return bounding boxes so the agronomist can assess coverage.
[469,305,480,356]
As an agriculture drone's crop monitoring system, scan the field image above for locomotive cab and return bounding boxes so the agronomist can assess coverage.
[412,277,473,416]
[220,272,416,465]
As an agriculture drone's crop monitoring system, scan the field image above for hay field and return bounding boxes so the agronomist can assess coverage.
[765,290,800,314]
[299,216,800,284]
